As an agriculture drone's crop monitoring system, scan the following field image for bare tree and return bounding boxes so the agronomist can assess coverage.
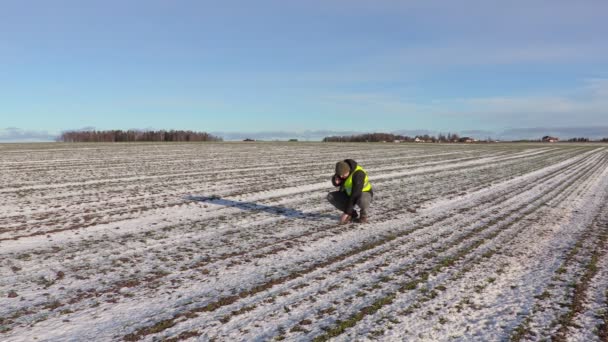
[58,130,222,142]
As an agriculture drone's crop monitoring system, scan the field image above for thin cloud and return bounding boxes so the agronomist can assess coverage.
[392,129,436,137]
[0,127,58,142]
[324,78,608,129]
[499,127,608,140]
[61,126,97,132]
[584,78,608,97]
[460,130,496,137]
[381,42,608,68]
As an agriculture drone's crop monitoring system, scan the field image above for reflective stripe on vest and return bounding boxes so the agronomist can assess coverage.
[343,165,372,196]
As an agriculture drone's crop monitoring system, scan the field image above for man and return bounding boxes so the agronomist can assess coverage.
[327,159,373,224]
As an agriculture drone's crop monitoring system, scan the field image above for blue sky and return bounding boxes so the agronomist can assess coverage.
[1,0,607,141]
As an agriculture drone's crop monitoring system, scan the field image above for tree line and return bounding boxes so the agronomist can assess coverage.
[323,133,411,142]
[566,137,608,142]
[322,132,483,143]
[57,130,223,142]
[323,132,608,143]
[564,137,608,142]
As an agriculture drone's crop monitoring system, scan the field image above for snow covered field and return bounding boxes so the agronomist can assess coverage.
[1,142,608,341]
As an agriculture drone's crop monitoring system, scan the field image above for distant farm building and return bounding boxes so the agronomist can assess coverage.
[542,136,559,143]
[459,137,475,143]
[414,137,433,143]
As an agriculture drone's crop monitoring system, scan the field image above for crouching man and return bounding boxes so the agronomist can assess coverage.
[327,159,373,224]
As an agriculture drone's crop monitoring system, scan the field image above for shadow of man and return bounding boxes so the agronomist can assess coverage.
[184,195,337,221]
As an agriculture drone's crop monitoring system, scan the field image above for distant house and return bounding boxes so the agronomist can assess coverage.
[459,137,474,143]
[542,136,559,143]
[414,136,434,143]
[243,138,255,142]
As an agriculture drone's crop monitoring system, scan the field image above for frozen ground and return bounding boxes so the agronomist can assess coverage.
[1,142,607,341]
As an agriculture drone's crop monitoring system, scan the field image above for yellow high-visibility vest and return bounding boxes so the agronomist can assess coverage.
[343,165,372,196]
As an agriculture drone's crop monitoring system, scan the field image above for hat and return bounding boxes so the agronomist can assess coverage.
[335,161,350,175]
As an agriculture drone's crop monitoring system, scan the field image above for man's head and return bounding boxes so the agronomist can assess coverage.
[335,161,351,179]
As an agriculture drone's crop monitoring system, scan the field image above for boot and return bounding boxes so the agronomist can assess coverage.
[340,217,351,225]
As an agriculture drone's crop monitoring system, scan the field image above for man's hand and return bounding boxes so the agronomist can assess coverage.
[339,213,351,224]
[333,175,342,185]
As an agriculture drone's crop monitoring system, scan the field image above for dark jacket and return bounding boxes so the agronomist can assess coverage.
[331,159,373,214]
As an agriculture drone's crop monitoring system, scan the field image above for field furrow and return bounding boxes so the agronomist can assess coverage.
[0,142,605,342]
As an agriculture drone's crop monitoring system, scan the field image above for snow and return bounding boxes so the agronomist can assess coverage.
[1,142,607,341]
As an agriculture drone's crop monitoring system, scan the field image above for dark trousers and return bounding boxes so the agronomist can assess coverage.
[327,191,373,217]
